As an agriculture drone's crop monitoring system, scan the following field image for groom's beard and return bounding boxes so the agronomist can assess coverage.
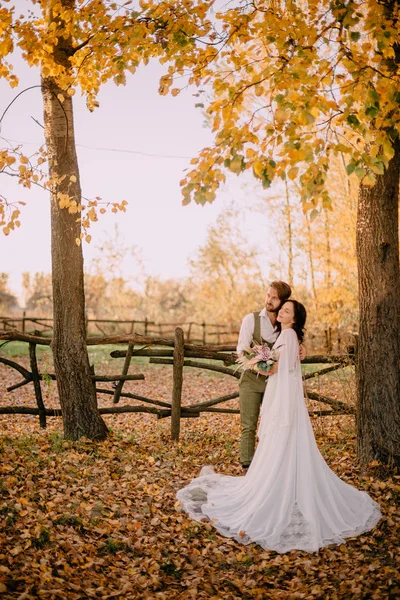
[266,304,279,313]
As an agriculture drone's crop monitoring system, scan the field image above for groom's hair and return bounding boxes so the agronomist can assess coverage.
[270,280,292,303]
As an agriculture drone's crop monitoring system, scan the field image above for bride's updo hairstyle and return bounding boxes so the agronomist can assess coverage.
[277,299,307,343]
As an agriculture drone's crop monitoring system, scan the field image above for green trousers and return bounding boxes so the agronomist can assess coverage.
[239,371,267,466]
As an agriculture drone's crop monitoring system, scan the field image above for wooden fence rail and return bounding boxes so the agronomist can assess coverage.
[0,314,240,345]
[0,329,355,439]
[0,314,352,351]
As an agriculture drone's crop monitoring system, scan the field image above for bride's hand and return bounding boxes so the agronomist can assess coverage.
[299,344,307,361]
[268,362,279,376]
[257,361,278,377]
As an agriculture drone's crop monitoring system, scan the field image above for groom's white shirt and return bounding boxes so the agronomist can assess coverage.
[236,307,279,354]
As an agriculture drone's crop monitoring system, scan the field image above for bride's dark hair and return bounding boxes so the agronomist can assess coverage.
[276,299,307,343]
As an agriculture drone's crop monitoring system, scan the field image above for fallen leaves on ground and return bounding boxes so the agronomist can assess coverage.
[0,360,399,599]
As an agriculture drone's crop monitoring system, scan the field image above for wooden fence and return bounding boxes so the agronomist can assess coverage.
[0,313,239,345]
[0,328,355,440]
[0,313,353,352]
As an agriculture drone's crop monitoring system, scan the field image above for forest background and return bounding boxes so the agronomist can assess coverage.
[0,153,358,341]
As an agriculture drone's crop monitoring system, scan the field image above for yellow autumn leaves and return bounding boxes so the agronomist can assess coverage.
[2,0,400,232]
[1,0,217,239]
[180,0,400,207]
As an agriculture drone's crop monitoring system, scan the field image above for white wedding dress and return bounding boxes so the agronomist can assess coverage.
[177,328,381,553]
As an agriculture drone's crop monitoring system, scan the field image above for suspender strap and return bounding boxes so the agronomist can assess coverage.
[252,310,274,348]
[252,311,262,344]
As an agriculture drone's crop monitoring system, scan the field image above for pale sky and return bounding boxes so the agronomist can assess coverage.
[0,47,275,303]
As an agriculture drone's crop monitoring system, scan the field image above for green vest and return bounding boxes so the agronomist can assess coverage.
[239,310,273,389]
[251,311,274,349]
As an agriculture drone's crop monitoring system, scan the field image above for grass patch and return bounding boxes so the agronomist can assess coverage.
[54,514,85,530]
[0,342,150,375]
[98,538,137,556]
[4,435,40,453]
[48,433,66,453]
[0,341,52,359]
[302,363,354,380]
[160,560,184,579]
[32,528,51,549]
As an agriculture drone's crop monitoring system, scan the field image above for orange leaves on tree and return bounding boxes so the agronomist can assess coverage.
[175,0,400,209]
[0,0,216,236]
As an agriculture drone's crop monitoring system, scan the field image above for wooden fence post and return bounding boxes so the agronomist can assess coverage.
[171,327,184,441]
[202,321,206,345]
[324,327,333,353]
[144,318,148,336]
[28,342,46,429]
[22,311,26,333]
[113,343,134,404]
[90,364,98,408]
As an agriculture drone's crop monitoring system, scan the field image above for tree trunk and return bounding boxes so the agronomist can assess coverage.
[305,214,318,304]
[41,0,108,440]
[324,210,331,288]
[356,138,400,466]
[284,178,294,286]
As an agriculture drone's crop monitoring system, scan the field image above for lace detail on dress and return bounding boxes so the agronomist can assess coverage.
[212,503,318,553]
[279,503,315,550]
[176,466,218,521]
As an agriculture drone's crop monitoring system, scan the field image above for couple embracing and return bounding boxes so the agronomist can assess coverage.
[177,281,381,553]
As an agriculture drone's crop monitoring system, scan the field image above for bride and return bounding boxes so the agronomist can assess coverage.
[176,300,381,553]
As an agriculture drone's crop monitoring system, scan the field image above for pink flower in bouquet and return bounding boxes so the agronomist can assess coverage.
[236,343,278,374]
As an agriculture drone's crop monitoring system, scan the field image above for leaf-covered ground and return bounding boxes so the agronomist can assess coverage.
[0,354,399,599]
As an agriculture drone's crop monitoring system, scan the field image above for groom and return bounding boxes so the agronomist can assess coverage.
[237,281,302,472]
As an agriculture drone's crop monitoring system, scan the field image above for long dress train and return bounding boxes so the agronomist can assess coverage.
[176,328,381,553]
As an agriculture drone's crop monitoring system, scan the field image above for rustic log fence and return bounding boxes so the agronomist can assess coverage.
[0,328,355,440]
[0,313,352,351]
[0,313,240,345]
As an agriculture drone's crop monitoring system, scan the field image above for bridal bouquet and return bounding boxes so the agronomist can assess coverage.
[236,343,278,375]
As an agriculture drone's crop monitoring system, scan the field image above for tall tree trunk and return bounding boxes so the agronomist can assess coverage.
[356,139,400,466]
[284,178,294,286]
[305,214,318,305]
[41,0,108,440]
[324,210,331,288]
